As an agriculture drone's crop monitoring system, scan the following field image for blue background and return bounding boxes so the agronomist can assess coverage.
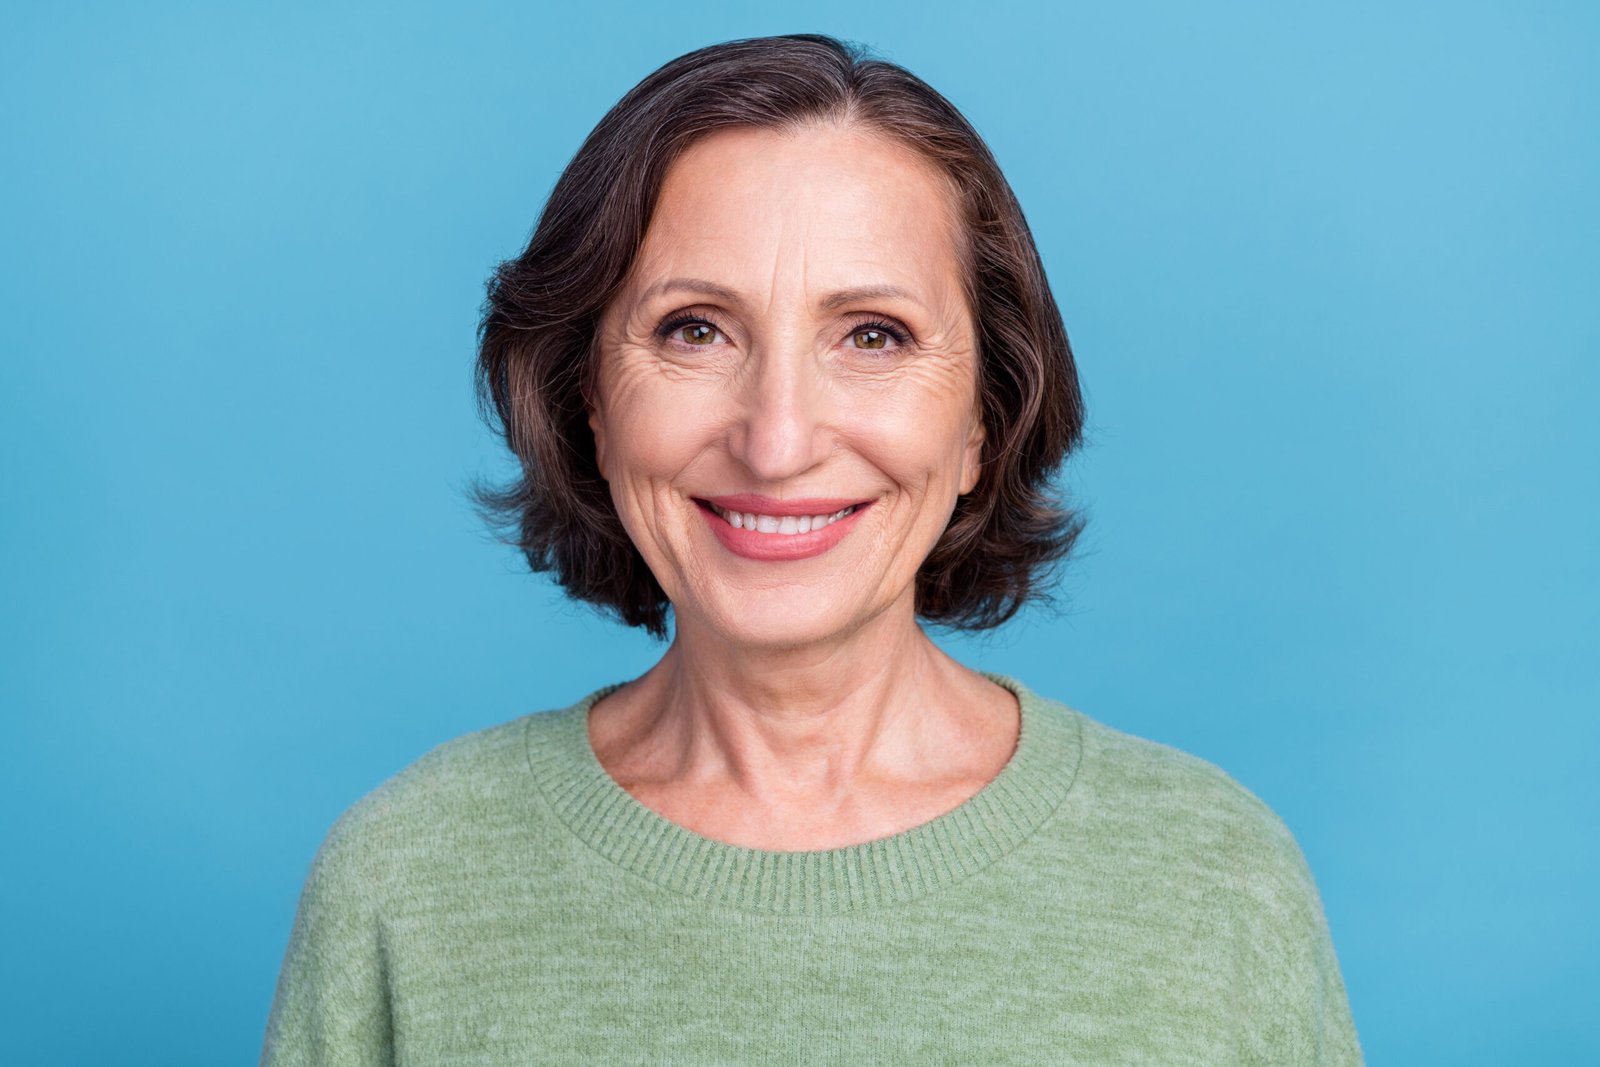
[3,2,1595,1063]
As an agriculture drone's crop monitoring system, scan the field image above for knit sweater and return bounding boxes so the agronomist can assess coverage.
[259,674,1363,1065]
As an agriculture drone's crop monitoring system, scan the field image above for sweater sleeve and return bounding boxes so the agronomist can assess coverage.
[1231,806,1365,1066]
[259,808,396,1067]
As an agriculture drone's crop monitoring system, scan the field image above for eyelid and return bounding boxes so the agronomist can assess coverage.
[655,309,732,347]
[842,315,912,349]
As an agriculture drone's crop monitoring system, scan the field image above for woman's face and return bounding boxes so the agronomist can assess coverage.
[590,122,984,649]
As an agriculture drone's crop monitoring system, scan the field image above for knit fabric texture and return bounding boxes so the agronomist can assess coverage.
[260,674,1363,1064]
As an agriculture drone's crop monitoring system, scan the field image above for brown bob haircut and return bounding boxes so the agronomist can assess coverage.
[471,33,1086,638]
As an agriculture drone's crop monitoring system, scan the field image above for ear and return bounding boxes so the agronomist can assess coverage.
[958,409,986,496]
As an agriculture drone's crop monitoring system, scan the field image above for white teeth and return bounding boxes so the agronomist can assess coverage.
[712,503,859,535]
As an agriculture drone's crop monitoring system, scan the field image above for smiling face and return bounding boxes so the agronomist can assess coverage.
[588,122,985,650]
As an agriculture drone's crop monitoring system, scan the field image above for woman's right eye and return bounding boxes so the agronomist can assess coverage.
[657,314,726,348]
[676,322,720,345]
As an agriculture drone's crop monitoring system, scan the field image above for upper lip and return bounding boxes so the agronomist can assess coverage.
[699,494,871,517]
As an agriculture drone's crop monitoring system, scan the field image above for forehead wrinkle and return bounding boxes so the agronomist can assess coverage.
[794,206,814,322]
[630,127,964,328]
[763,190,813,322]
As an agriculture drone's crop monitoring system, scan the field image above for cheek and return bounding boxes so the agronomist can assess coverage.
[854,380,981,487]
[602,374,719,490]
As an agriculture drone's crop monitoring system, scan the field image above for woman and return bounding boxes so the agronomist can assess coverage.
[262,34,1362,1065]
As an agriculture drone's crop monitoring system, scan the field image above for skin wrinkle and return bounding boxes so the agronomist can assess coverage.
[582,122,1016,849]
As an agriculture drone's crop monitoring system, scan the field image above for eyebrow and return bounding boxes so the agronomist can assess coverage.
[638,277,922,311]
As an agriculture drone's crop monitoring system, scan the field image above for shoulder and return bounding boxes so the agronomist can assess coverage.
[1079,708,1291,832]
[350,714,527,815]
[298,707,553,897]
[1036,690,1322,911]
[1053,702,1360,1058]
[1021,688,1363,1060]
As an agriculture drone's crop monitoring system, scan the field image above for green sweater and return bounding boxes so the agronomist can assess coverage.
[260,674,1362,1064]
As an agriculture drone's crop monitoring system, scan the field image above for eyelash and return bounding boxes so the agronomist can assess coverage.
[655,311,911,350]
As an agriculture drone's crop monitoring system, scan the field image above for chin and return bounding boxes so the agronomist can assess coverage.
[686,585,885,651]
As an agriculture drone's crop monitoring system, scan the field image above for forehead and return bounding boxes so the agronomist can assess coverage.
[629,123,966,301]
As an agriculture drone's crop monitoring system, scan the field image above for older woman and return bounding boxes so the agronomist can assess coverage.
[262,34,1362,1065]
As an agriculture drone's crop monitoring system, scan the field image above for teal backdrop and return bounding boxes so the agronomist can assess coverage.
[3,2,1595,1063]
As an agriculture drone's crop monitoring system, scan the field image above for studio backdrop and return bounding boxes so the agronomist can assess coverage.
[2,2,1595,1064]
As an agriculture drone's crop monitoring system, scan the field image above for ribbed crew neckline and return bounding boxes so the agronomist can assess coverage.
[523,672,1082,916]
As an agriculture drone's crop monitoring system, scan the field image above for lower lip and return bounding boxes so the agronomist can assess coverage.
[697,501,870,562]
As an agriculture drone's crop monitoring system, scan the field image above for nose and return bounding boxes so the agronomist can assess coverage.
[727,347,830,484]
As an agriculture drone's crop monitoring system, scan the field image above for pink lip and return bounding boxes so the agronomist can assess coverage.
[695,497,873,562]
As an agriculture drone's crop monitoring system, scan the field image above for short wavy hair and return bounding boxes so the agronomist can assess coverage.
[471,33,1086,638]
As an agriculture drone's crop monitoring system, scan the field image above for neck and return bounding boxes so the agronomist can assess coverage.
[597,597,1009,803]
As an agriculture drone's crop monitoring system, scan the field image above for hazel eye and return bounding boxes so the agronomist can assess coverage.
[679,323,719,345]
[852,328,890,350]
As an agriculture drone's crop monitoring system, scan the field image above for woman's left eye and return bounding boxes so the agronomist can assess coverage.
[846,321,908,351]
